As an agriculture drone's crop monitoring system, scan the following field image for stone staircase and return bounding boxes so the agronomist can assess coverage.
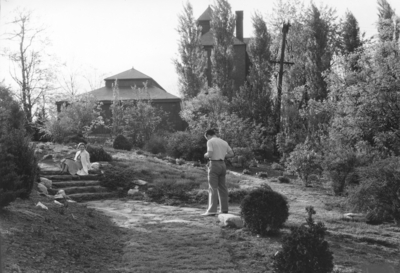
[39,162,118,202]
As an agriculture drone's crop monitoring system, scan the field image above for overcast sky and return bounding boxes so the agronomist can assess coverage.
[1,0,399,97]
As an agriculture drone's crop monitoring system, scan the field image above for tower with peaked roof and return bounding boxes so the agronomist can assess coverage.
[56,68,185,132]
[197,6,250,91]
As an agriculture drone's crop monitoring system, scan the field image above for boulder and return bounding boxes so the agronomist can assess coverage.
[37,183,48,195]
[176,158,185,165]
[256,172,268,179]
[127,188,139,195]
[42,154,53,160]
[132,179,148,186]
[36,143,46,149]
[34,148,44,155]
[40,177,52,189]
[91,162,101,170]
[218,214,244,228]
[242,169,251,175]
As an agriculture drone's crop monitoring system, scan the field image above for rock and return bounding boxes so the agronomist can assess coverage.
[40,177,52,189]
[34,148,44,155]
[132,179,148,186]
[36,201,48,210]
[36,143,46,149]
[271,163,284,171]
[218,214,244,228]
[242,169,251,175]
[256,172,268,179]
[42,154,53,160]
[176,158,185,165]
[91,162,101,170]
[37,183,48,195]
[343,213,366,222]
[127,188,139,195]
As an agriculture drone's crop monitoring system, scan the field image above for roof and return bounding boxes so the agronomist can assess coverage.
[200,30,246,46]
[83,86,180,102]
[105,68,152,80]
[197,6,212,21]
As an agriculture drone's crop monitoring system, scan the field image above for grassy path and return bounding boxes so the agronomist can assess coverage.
[86,200,240,273]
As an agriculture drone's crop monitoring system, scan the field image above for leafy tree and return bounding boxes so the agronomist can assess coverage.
[174,1,207,99]
[4,10,55,122]
[109,79,125,137]
[210,0,236,99]
[123,87,167,148]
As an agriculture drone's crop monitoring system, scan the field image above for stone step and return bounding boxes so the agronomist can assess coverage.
[62,186,109,195]
[52,180,101,188]
[41,174,101,181]
[40,169,101,176]
[68,192,118,202]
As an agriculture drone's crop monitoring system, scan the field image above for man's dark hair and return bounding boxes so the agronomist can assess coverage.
[205,129,216,136]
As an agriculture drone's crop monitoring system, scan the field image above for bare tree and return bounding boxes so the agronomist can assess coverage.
[83,66,107,91]
[5,9,54,122]
[57,61,84,98]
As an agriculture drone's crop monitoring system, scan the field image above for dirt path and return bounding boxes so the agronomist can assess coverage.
[86,200,242,273]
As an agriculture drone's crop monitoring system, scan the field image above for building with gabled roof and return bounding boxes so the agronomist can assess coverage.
[56,68,184,132]
[197,6,250,91]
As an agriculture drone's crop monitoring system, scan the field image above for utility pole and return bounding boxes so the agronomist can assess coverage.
[270,22,291,134]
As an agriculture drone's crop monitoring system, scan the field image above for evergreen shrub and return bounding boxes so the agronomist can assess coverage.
[272,206,334,273]
[229,189,250,204]
[278,176,290,183]
[87,145,112,162]
[113,135,132,151]
[240,185,289,235]
[144,135,166,154]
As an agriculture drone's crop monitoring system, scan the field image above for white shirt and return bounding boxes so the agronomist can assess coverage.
[207,137,233,160]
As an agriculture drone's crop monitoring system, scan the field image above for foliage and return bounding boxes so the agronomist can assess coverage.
[228,189,250,204]
[123,88,166,148]
[166,131,206,161]
[347,157,400,224]
[99,164,133,190]
[210,0,236,99]
[174,1,207,99]
[86,145,112,162]
[143,135,166,154]
[323,145,358,195]
[0,86,37,207]
[240,186,289,235]
[286,142,322,186]
[113,135,132,151]
[272,206,334,273]
[43,95,103,143]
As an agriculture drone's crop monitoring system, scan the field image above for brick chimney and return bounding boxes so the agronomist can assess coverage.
[236,11,243,41]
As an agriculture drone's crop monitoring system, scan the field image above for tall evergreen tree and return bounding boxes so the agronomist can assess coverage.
[341,11,362,54]
[174,1,207,99]
[304,4,338,101]
[377,0,400,42]
[210,0,236,99]
[231,13,274,126]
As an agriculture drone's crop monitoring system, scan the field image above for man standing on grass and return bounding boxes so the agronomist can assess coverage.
[202,129,234,216]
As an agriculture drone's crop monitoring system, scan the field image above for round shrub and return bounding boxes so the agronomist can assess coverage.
[278,176,290,184]
[144,135,166,154]
[87,145,112,162]
[240,186,289,235]
[113,135,132,151]
[272,206,334,273]
[166,131,206,162]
